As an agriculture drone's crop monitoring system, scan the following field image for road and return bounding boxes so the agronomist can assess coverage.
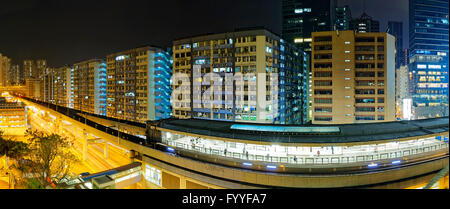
[26,105,143,188]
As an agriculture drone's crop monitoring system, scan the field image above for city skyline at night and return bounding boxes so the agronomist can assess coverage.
[0,0,448,194]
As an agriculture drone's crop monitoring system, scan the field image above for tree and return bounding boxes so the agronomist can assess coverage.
[25,129,79,188]
[0,130,30,188]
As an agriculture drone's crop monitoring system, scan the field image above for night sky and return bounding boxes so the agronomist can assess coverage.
[0,0,408,67]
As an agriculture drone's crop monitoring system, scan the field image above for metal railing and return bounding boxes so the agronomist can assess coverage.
[163,138,448,165]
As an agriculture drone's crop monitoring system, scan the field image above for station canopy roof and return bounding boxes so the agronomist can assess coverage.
[158,117,449,144]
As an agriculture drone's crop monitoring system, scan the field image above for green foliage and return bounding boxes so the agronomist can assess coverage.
[25,129,79,188]
[27,178,44,189]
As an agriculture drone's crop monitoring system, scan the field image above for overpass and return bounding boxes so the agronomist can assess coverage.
[0,86,27,96]
[18,96,449,189]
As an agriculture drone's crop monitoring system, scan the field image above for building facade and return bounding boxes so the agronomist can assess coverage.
[334,5,352,31]
[351,12,380,33]
[23,60,34,80]
[52,66,73,108]
[0,53,11,87]
[402,48,410,66]
[396,65,411,119]
[8,64,22,85]
[408,0,449,119]
[41,67,55,103]
[25,78,41,99]
[311,30,396,124]
[0,98,27,135]
[282,0,337,52]
[23,59,47,80]
[172,29,310,124]
[73,59,107,116]
[106,46,172,122]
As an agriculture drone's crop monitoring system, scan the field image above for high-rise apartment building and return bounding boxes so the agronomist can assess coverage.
[36,60,47,80]
[41,67,55,103]
[106,46,172,122]
[282,0,337,52]
[388,21,404,69]
[23,60,34,79]
[311,30,396,124]
[52,66,73,108]
[409,0,449,119]
[334,5,352,31]
[23,59,47,79]
[0,54,11,87]
[351,12,380,33]
[73,59,107,116]
[8,64,22,85]
[173,28,310,124]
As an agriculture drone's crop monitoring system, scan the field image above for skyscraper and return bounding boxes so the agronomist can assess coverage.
[351,12,380,33]
[282,0,337,52]
[334,5,352,31]
[388,21,404,69]
[409,0,449,119]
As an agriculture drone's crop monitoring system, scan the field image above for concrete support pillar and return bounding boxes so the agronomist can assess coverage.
[128,150,136,163]
[180,176,187,189]
[83,129,88,162]
[104,143,109,159]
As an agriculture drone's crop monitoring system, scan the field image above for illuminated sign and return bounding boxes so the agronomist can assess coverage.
[428,64,441,69]
[417,64,427,69]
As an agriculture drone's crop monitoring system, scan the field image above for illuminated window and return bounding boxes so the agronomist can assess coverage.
[294,38,304,43]
[145,165,161,186]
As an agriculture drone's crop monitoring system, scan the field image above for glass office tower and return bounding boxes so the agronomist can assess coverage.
[388,21,404,69]
[282,0,336,52]
[409,0,449,119]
